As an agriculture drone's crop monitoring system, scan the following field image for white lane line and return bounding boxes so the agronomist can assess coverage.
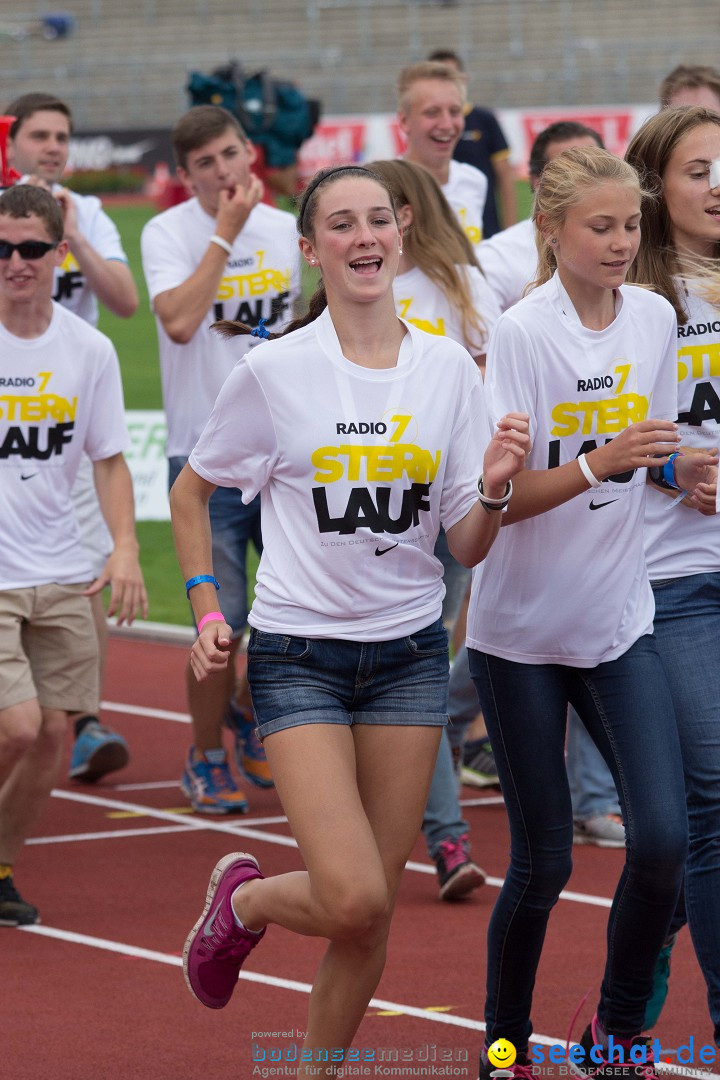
[101,700,190,723]
[17,924,714,1076]
[28,824,197,845]
[50,787,612,909]
[112,780,182,791]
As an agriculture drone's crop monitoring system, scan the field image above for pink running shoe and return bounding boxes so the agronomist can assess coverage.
[183,852,265,1009]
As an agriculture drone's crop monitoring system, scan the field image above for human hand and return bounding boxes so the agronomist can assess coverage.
[190,619,233,682]
[481,412,531,497]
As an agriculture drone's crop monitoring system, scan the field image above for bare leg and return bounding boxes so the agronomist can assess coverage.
[0,706,67,863]
[187,637,241,753]
[235,722,441,1078]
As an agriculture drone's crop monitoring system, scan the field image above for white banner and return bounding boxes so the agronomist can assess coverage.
[125,409,170,521]
[297,104,657,179]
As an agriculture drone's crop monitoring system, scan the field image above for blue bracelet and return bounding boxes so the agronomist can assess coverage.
[663,452,682,489]
[185,574,220,597]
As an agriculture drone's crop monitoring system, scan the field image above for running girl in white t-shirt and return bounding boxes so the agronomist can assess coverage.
[170,165,529,1076]
[625,104,720,1046]
[465,146,718,1080]
[368,158,500,367]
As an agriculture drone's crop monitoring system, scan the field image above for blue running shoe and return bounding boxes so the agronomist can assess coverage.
[643,933,677,1030]
[69,719,129,782]
[225,702,274,789]
[181,748,249,814]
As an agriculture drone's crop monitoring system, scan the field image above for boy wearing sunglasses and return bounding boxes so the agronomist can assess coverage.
[0,185,146,927]
[5,92,140,785]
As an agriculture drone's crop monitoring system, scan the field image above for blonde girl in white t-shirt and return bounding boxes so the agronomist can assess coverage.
[625,104,720,1046]
[170,165,529,1078]
[464,146,718,1080]
[368,158,500,367]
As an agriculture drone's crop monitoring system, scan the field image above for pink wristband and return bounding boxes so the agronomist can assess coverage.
[197,611,225,634]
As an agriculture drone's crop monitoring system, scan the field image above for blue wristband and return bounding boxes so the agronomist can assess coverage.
[185,574,220,597]
[663,452,682,490]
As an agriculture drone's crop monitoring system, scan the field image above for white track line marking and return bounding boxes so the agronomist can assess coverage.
[50,787,612,909]
[101,700,190,723]
[18,924,715,1075]
[28,824,197,845]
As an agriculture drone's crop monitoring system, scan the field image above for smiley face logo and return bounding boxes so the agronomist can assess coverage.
[487,1039,517,1070]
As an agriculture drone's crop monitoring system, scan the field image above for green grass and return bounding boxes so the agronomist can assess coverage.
[99,183,533,625]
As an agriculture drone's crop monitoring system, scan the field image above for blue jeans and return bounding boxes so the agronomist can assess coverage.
[169,456,262,635]
[469,635,688,1047]
[567,707,621,821]
[247,617,449,740]
[423,646,476,857]
[652,571,720,1046]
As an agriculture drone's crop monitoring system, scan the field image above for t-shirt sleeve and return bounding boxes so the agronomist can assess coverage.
[84,341,131,460]
[87,202,129,263]
[651,304,681,422]
[189,355,279,500]
[483,111,510,160]
[466,266,501,354]
[141,214,194,301]
[440,358,491,530]
[484,313,538,436]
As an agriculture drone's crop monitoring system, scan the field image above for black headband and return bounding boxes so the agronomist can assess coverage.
[298,165,374,235]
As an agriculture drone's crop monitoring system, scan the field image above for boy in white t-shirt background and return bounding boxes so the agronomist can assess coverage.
[0,185,146,926]
[6,92,141,785]
[141,105,301,815]
[397,61,488,248]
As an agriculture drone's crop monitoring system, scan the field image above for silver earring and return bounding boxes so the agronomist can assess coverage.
[309,258,317,265]
[550,238,557,245]
[399,247,403,255]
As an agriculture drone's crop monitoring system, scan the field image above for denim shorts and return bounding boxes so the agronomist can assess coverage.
[247,617,449,740]
[168,456,262,636]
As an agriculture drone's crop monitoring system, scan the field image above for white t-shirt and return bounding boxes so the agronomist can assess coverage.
[467,274,678,667]
[190,308,489,640]
[477,217,537,313]
[51,187,129,327]
[644,284,720,579]
[0,304,130,589]
[141,196,301,457]
[392,264,500,357]
[442,161,488,248]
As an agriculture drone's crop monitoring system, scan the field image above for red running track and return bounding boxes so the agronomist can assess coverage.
[3,636,715,1080]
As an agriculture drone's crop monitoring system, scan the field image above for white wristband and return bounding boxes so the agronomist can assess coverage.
[577,453,602,489]
[209,234,232,256]
[477,476,513,511]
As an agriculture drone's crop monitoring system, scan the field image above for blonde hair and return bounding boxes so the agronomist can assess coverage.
[367,159,486,352]
[397,61,465,114]
[625,105,720,323]
[530,146,644,290]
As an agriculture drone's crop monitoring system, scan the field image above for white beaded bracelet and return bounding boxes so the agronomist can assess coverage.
[577,453,602,489]
[477,476,513,511]
[209,234,233,256]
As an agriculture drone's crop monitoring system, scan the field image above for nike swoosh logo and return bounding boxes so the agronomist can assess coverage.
[375,543,399,556]
[203,900,223,936]
[589,499,619,510]
[20,473,38,481]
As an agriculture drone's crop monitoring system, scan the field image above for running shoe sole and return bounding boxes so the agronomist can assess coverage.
[69,740,129,781]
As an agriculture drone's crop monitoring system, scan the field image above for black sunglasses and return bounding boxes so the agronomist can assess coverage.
[0,240,59,260]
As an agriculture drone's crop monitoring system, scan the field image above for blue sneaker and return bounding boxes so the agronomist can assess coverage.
[225,701,274,789]
[181,748,249,814]
[69,719,129,782]
[643,933,678,1030]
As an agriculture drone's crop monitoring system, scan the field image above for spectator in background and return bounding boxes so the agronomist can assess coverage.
[0,185,146,926]
[6,91,140,784]
[397,61,487,247]
[660,64,720,112]
[141,105,300,815]
[427,49,517,237]
[478,120,603,313]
